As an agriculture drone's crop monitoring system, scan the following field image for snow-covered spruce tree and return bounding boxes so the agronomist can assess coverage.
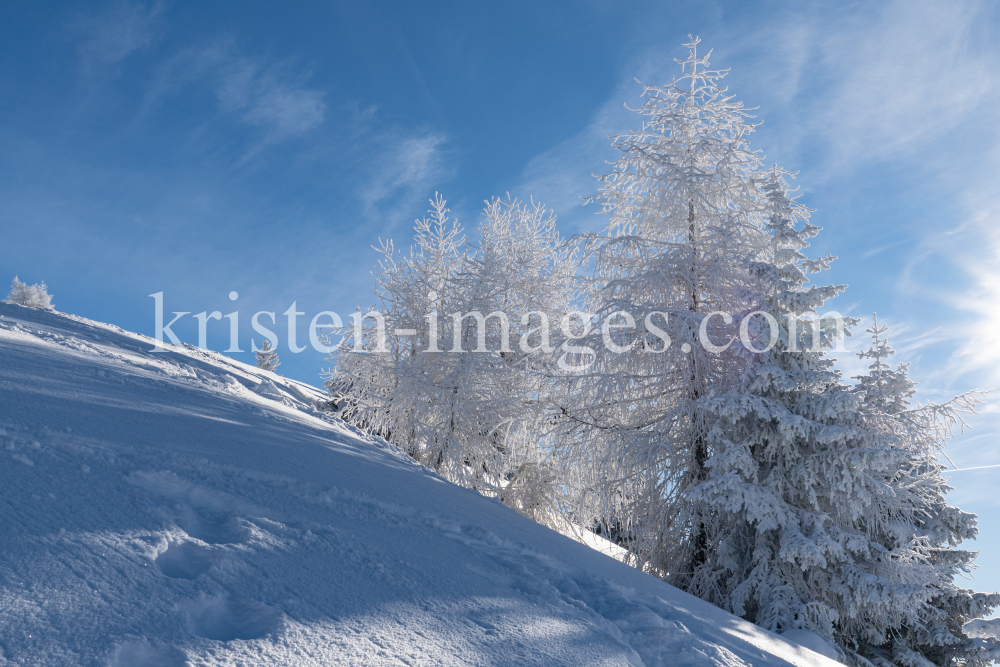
[330,194,575,524]
[851,315,999,667]
[684,170,994,666]
[254,339,280,372]
[5,276,54,309]
[553,37,770,579]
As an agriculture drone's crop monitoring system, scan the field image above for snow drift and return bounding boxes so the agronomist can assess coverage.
[0,303,840,666]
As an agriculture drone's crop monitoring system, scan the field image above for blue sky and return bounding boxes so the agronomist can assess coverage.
[3,0,1000,591]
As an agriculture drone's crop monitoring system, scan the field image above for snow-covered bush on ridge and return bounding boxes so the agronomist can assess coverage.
[255,338,280,372]
[5,276,54,309]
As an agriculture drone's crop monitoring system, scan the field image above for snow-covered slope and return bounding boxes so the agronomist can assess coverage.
[0,303,841,667]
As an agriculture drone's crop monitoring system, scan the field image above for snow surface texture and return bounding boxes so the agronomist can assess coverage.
[0,303,841,666]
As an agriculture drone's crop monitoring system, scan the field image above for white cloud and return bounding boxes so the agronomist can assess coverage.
[937,209,1000,385]
[809,0,994,164]
[75,1,162,72]
[240,75,325,141]
[857,197,1000,390]
[211,54,325,143]
[357,133,450,233]
[144,40,326,150]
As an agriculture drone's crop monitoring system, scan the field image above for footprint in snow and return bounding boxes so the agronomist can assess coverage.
[179,593,280,641]
[470,618,500,636]
[174,509,250,546]
[107,640,189,667]
[155,540,216,580]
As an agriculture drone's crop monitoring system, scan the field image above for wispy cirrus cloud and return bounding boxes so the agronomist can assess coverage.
[810,0,993,165]
[143,38,326,151]
[356,131,450,234]
[914,205,1000,388]
[213,58,326,145]
[73,1,163,73]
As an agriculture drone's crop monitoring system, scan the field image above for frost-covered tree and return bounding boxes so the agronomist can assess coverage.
[255,338,280,372]
[851,315,999,667]
[331,194,575,524]
[461,195,577,523]
[553,37,770,579]
[331,193,465,466]
[5,276,54,309]
[684,170,995,667]
[329,194,466,434]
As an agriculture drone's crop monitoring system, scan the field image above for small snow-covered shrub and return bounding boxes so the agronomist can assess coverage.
[254,338,280,372]
[5,276,54,310]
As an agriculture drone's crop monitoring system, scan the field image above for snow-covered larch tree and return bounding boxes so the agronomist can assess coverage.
[330,194,575,524]
[553,36,770,579]
[330,193,466,465]
[684,170,996,666]
[456,195,577,523]
[5,276,54,310]
[254,339,280,372]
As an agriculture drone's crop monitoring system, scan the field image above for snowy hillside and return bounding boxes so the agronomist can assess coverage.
[0,303,841,666]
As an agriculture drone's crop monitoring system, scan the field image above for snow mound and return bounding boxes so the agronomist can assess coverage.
[254,377,287,399]
[0,303,839,666]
